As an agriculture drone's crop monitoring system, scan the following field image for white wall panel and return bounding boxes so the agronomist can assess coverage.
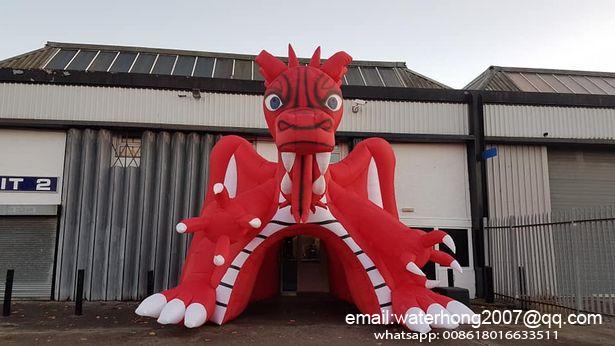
[0,129,66,205]
[0,83,468,136]
[485,105,615,140]
[392,143,471,228]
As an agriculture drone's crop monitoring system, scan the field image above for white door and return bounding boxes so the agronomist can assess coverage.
[391,143,475,297]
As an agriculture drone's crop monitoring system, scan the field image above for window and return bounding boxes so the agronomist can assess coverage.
[45,49,78,70]
[111,136,141,168]
[172,56,196,76]
[88,51,118,72]
[193,57,215,77]
[151,54,176,75]
[378,68,403,87]
[109,52,138,73]
[66,50,98,71]
[345,66,364,85]
[213,58,233,78]
[130,53,157,74]
[361,67,384,87]
[232,60,252,80]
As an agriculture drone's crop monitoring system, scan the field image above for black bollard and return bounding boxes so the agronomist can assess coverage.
[75,269,84,315]
[3,269,14,317]
[484,266,494,303]
[447,268,454,287]
[147,270,154,296]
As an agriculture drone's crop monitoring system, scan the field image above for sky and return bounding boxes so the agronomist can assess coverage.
[1,0,614,88]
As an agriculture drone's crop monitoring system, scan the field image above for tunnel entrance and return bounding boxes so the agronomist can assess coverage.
[280,236,329,294]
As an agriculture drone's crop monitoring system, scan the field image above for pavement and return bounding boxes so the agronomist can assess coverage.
[1,294,614,345]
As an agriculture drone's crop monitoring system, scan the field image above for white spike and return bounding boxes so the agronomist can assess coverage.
[367,158,383,208]
[281,152,296,172]
[446,301,478,324]
[406,261,425,276]
[249,218,262,228]
[443,235,456,253]
[315,152,331,174]
[213,255,225,266]
[281,173,292,194]
[426,303,459,329]
[450,260,463,273]
[157,299,186,325]
[213,183,224,194]
[223,155,237,198]
[175,222,187,234]
[312,175,326,195]
[184,303,207,328]
[404,307,431,334]
[425,280,440,289]
[135,293,167,318]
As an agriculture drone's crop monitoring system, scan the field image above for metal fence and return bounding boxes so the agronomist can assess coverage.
[485,206,615,316]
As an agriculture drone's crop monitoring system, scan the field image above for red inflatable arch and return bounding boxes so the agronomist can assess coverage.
[135,45,475,333]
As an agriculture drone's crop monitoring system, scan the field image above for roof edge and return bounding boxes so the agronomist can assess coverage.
[46,41,409,68]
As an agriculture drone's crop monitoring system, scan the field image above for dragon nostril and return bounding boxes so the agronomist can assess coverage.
[319,119,333,131]
[278,120,292,131]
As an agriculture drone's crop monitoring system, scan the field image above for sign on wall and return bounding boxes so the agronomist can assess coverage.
[0,176,59,192]
[0,130,66,205]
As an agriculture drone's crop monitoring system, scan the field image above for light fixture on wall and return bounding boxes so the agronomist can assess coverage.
[352,99,367,113]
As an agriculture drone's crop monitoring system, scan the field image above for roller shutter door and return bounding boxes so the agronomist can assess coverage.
[548,149,615,210]
[0,216,57,299]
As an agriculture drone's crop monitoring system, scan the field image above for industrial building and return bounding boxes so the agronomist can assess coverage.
[0,42,613,306]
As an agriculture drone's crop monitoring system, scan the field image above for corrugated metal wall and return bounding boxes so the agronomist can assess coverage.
[0,216,57,298]
[55,129,214,301]
[0,83,469,135]
[486,145,551,218]
[484,105,615,139]
[548,149,615,210]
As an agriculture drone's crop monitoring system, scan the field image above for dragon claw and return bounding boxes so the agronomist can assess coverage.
[157,299,186,325]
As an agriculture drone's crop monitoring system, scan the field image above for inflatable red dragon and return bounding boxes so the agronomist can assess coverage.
[135,46,474,333]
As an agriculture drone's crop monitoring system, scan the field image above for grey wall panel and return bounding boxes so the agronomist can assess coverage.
[0,216,57,298]
[0,83,469,136]
[485,104,615,140]
[55,128,214,300]
[548,149,615,210]
[486,145,552,218]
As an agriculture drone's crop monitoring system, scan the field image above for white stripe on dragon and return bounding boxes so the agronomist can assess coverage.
[211,200,393,325]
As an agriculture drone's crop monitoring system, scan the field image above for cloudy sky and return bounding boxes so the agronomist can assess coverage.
[1,0,614,88]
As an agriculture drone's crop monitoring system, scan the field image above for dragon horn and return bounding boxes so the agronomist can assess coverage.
[255,50,287,84]
[321,51,352,83]
[309,46,321,68]
[288,44,299,68]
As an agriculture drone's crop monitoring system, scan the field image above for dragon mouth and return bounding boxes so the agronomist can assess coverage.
[278,141,334,153]
[210,207,393,325]
[277,119,333,132]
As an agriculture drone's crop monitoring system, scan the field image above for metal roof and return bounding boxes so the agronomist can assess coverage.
[465,66,615,95]
[0,42,449,89]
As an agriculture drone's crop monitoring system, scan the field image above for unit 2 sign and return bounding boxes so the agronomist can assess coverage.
[0,176,58,192]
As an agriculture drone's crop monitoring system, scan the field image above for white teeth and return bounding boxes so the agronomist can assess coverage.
[443,235,456,253]
[315,152,331,174]
[450,260,463,273]
[425,280,440,289]
[406,261,425,276]
[281,173,292,194]
[312,175,326,195]
[281,152,296,172]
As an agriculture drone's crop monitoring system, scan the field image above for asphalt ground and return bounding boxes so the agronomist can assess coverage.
[1,295,614,345]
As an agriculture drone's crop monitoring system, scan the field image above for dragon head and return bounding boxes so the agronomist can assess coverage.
[255,45,352,155]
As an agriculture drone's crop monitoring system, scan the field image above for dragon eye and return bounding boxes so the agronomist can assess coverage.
[325,94,342,111]
[265,94,283,111]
